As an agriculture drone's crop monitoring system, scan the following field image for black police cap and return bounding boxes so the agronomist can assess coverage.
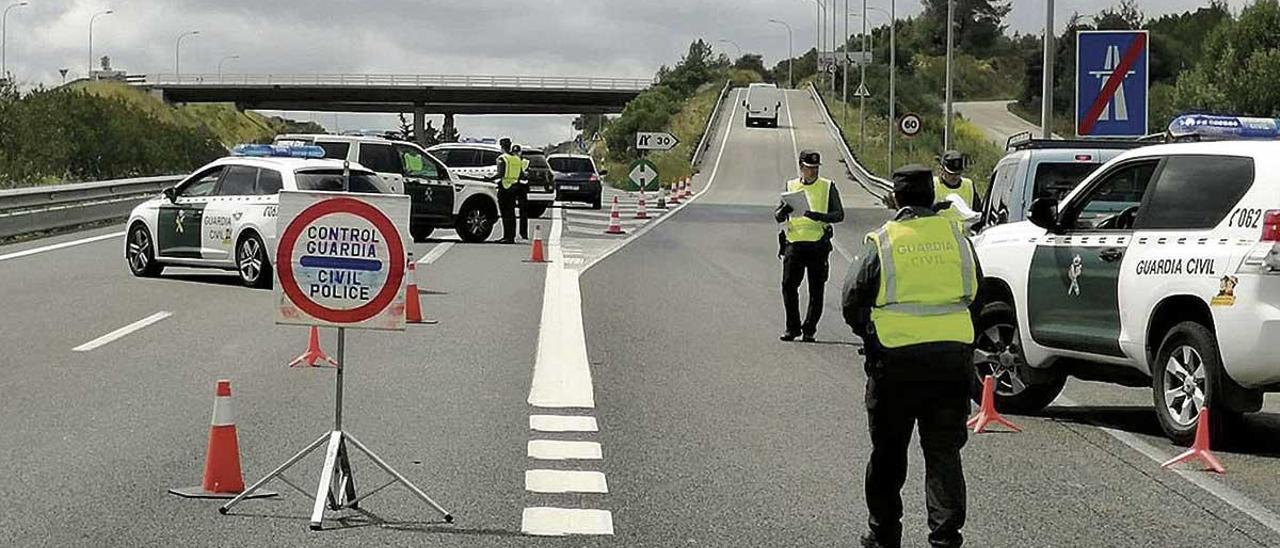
[799,149,821,167]
[892,164,934,194]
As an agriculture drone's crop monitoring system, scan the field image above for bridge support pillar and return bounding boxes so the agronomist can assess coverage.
[412,105,427,147]
[442,113,456,143]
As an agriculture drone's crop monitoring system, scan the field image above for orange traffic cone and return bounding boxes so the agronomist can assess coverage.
[685,178,695,197]
[669,182,682,205]
[635,190,649,219]
[526,224,547,263]
[1161,407,1225,474]
[678,179,687,200]
[967,375,1022,433]
[604,196,626,234]
[405,252,438,324]
[170,380,276,499]
[289,326,337,368]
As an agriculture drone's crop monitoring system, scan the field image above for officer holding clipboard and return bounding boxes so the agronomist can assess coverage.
[774,149,845,342]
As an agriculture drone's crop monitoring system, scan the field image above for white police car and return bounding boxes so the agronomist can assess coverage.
[124,145,389,288]
[972,115,1280,443]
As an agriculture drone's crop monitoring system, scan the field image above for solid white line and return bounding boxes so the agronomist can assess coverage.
[580,88,743,273]
[418,242,454,265]
[525,470,608,494]
[1057,396,1280,536]
[832,238,856,264]
[528,264,595,408]
[784,90,801,176]
[529,414,599,432]
[73,311,172,352]
[527,440,603,460]
[0,231,124,263]
[521,507,614,536]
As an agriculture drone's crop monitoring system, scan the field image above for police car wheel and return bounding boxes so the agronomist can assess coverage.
[411,225,435,242]
[456,200,495,243]
[126,224,163,277]
[971,301,1065,413]
[1152,322,1234,445]
[236,233,273,289]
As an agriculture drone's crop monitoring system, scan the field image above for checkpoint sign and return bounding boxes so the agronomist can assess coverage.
[1076,30,1149,138]
[275,191,411,331]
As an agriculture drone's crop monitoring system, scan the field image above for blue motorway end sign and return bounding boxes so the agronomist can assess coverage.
[1076,30,1149,138]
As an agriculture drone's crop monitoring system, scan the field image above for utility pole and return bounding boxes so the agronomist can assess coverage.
[831,0,838,94]
[768,19,794,88]
[944,0,955,150]
[888,0,897,173]
[860,0,868,153]
[175,30,200,80]
[842,0,849,122]
[88,9,113,79]
[2,1,29,81]
[1042,0,1055,138]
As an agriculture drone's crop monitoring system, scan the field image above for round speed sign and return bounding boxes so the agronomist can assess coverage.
[898,113,923,138]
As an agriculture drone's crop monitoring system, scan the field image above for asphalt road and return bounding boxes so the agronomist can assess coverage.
[0,88,1279,547]
[954,100,1060,146]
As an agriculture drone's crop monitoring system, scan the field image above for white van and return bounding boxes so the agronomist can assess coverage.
[743,83,781,128]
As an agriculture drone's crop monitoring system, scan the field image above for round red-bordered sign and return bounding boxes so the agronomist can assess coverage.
[277,197,405,324]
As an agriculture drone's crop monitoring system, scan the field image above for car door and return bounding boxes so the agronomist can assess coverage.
[396,143,454,222]
[158,165,223,259]
[1026,158,1161,357]
[200,164,258,262]
[357,142,404,194]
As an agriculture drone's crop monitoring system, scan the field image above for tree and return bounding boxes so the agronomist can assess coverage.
[732,54,769,81]
[1092,0,1143,30]
[1171,0,1280,118]
[918,0,1012,57]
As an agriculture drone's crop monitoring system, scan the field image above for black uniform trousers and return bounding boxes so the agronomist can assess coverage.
[781,240,831,336]
[864,342,972,548]
[496,185,528,241]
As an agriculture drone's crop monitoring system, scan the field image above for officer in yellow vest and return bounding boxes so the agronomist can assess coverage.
[933,150,981,225]
[841,165,983,548]
[492,138,526,243]
[774,149,844,342]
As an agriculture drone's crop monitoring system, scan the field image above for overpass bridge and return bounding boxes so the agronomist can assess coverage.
[134,73,653,143]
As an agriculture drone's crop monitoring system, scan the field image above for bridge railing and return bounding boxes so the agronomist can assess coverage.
[0,176,182,240]
[141,73,656,91]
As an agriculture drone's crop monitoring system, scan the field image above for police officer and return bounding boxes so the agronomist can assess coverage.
[493,138,526,243]
[934,150,981,223]
[842,165,983,548]
[775,149,844,342]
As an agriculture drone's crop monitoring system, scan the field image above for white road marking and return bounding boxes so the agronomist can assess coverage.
[525,470,608,494]
[832,238,856,264]
[521,507,614,536]
[0,231,124,263]
[528,207,596,408]
[418,242,454,265]
[530,414,599,432]
[1056,396,1280,536]
[784,90,801,176]
[528,440,603,460]
[73,311,172,352]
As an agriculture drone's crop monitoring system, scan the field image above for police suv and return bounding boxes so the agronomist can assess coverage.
[124,145,388,289]
[972,114,1280,443]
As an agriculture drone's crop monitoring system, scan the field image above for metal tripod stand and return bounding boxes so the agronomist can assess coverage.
[219,328,453,530]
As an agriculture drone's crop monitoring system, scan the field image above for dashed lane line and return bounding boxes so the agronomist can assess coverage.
[521,508,614,536]
[525,470,608,494]
[0,231,124,263]
[418,242,454,264]
[72,311,172,352]
[527,440,603,460]
[529,414,598,432]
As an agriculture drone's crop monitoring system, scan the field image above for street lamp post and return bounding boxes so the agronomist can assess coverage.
[2,1,28,81]
[88,9,114,78]
[1042,0,1055,138]
[175,30,199,80]
[716,39,743,60]
[842,0,848,121]
[808,0,825,89]
[888,0,897,174]
[217,54,239,80]
[944,0,955,150]
[767,19,794,88]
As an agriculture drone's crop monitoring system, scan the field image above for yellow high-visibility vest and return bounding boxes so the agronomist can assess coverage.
[500,153,523,189]
[866,215,978,348]
[784,177,831,243]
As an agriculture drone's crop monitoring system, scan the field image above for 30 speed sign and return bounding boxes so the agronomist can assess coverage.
[898,113,922,138]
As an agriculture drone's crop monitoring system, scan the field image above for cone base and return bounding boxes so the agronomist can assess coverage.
[169,486,278,499]
[407,318,441,325]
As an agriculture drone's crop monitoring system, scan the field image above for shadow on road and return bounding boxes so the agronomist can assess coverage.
[1040,404,1280,458]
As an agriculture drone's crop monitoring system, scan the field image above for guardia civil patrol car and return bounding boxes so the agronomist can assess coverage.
[972,114,1280,443]
[124,145,389,289]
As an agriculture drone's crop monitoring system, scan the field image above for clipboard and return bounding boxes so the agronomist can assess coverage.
[781,190,810,216]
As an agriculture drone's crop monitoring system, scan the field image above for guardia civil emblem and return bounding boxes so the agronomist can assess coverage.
[1067,254,1083,296]
[175,210,186,233]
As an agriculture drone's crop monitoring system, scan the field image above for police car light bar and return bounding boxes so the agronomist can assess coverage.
[1168,114,1280,141]
[231,144,328,159]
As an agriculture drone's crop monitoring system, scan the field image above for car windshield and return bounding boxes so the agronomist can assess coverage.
[1032,161,1101,202]
[549,157,595,173]
[294,170,384,193]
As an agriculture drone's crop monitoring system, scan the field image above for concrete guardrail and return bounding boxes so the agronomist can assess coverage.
[692,80,733,168]
[0,176,183,240]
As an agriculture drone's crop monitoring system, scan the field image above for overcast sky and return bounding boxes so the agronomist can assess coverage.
[2,1,1253,144]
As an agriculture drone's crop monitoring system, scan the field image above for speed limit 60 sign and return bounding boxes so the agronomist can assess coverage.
[898,113,922,138]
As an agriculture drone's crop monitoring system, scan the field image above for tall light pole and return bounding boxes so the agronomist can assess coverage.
[852,4,870,152]
[842,0,849,121]
[175,30,199,80]
[2,1,28,81]
[88,9,114,78]
[888,0,897,174]
[832,0,838,93]
[944,0,955,150]
[768,19,794,88]
[808,0,825,89]
[217,54,239,79]
[716,39,743,60]
[1042,0,1055,138]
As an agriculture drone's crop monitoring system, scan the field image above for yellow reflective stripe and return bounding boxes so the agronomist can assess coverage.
[880,302,971,315]
[874,227,895,304]
[949,221,975,299]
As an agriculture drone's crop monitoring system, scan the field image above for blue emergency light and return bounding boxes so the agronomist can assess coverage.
[231,144,328,159]
[1168,114,1280,141]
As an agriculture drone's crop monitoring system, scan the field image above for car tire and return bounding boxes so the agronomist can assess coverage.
[971,301,1066,414]
[1152,321,1236,445]
[235,232,272,289]
[524,202,548,219]
[456,200,495,243]
[411,225,435,242]
[125,223,164,278]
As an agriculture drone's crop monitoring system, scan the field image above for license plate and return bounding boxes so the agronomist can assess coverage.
[560,185,580,191]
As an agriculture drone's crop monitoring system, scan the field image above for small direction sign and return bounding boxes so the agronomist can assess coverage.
[275,191,411,331]
[636,131,679,151]
[853,82,871,98]
[899,113,922,138]
[627,158,660,191]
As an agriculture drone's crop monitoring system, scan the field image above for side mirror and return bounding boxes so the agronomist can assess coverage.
[598,169,608,176]
[1027,197,1058,231]
[163,187,177,203]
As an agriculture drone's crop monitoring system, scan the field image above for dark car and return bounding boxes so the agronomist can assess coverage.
[519,148,555,218]
[547,154,605,209]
